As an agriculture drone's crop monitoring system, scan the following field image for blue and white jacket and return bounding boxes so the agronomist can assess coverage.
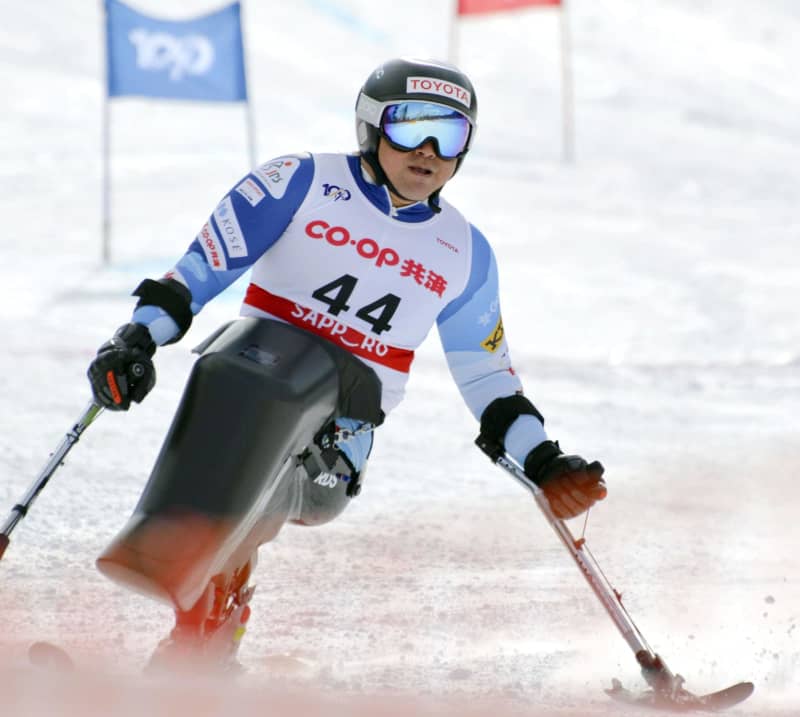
[132,152,547,463]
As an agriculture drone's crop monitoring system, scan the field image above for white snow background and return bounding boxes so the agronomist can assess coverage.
[1,0,799,715]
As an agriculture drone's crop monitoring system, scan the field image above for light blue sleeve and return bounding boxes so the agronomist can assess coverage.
[437,225,547,462]
[132,154,316,345]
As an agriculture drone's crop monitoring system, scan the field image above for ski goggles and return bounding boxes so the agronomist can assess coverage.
[379,101,472,160]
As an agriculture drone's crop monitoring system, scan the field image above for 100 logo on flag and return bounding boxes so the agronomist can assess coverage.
[127,29,215,82]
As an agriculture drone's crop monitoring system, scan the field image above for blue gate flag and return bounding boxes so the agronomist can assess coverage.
[105,0,248,102]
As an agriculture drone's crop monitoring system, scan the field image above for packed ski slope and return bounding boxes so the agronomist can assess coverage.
[1,0,799,715]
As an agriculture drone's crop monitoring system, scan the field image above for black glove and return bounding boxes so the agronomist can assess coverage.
[524,440,606,519]
[87,323,156,410]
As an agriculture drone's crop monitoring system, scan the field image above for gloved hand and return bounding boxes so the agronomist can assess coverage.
[87,323,156,410]
[524,440,606,519]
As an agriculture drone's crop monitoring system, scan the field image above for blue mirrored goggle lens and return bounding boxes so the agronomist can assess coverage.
[380,102,471,159]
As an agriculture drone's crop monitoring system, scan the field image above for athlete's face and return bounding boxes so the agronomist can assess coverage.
[376,138,458,206]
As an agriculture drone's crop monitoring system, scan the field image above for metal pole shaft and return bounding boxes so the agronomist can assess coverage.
[497,453,654,658]
[0,402,103,548]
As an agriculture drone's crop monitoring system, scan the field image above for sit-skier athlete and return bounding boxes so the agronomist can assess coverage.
[87,57,607,672]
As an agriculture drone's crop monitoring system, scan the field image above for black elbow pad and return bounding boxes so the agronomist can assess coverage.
[132,278,193,344]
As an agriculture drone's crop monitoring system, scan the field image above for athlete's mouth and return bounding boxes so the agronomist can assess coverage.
[409,165,433,176]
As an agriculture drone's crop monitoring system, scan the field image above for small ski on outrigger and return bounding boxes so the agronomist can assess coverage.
[605,653,753,712]
[477,443,754,713]
[607,677,753,712]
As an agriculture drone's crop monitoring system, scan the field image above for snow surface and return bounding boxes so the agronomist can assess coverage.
[1,0,799,714]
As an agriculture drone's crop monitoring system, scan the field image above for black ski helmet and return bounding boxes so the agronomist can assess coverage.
[355,58,478,209]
